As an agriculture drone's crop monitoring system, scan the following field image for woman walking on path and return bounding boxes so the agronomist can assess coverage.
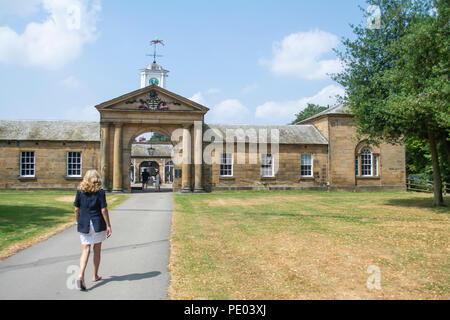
[74,170,112,291]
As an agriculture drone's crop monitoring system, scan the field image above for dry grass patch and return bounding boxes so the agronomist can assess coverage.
[170,190,450,300]
[55,195,75,203]
[203,195,319,208]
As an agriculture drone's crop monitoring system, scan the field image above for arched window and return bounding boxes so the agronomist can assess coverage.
[361,149,372,176]
[356,145,380,178]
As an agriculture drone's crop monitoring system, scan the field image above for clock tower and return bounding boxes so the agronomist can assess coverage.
[140,62,169,89]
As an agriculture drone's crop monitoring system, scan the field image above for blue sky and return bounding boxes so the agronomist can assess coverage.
[0,0,369,125]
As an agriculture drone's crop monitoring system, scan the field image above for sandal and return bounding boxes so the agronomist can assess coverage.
[77,279,87,291]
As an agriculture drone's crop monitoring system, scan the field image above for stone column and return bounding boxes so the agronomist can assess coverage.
[181,125,192,192]
[100,124,110,190]
[133,158,136,184]
[162,159,166,185]
[193,121,204,192]
[112,123,123,192]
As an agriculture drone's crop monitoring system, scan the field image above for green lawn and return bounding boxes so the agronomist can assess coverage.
[169,190,450,300]
[0,190,130,259]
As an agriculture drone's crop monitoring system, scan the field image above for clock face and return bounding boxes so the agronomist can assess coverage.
[149,78,159,85]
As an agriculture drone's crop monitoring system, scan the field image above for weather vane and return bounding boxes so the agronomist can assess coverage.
[147,38,165,63]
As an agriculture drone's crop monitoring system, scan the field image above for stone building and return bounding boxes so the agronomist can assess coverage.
[0,61,406,192]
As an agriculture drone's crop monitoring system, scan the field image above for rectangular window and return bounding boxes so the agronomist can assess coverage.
[67,152,82,177]
[355,155,360,176]
[20,151,35,177]
[301,154,313,177]
[260,154,274,177]
[219,153,233,177]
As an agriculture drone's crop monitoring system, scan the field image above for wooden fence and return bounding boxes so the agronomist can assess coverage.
[406,177,449,195]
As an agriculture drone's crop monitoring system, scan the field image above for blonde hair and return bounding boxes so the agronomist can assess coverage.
[78,170,102,193]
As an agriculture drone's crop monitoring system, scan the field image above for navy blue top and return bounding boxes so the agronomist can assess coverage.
[74,189,107,234]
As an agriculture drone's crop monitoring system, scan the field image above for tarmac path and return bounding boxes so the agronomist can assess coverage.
[0,191,173,300]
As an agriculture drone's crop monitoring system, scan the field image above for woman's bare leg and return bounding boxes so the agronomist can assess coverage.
[93,242,102,280]
[79,244,90,285]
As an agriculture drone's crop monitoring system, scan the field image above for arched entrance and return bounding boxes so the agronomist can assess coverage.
[96,85,208,193]
[140,160,159,177]
[130,131,174,192]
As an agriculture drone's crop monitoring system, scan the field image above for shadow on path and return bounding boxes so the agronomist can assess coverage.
[88,271,161,290]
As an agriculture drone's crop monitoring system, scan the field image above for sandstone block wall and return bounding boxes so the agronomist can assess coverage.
[303,114,406,190]
[0,140,100,190]
[202,143,328,191]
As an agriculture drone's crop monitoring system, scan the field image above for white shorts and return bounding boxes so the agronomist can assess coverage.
[79,220,107,245]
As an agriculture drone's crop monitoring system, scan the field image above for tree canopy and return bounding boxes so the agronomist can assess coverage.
[291,103,329,124]
[333,0,449,206]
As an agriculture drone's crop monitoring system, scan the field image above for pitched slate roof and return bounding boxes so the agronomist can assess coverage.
[131,144,173,157]
[0,121,328,145]
[203,124,328,145]
[0,120,100,141]
[297,103,351,124]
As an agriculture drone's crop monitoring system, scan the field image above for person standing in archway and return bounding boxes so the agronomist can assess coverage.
[142,169,150,191]
[155,170,161,192]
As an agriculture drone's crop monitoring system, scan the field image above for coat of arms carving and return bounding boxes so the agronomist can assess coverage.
[126,90,180,111]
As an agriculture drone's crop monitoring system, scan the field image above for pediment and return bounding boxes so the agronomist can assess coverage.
[95,85,208,113]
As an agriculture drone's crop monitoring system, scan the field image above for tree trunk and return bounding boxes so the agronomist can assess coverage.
[443,137,450,165]
[428,127,444,207]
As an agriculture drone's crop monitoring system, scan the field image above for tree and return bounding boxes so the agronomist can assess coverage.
[291,103,329,124]
[333,0,449,206]
[148,133,170,142]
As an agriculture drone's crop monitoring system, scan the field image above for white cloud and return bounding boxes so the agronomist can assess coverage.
[65,105,99,121]
[0,0,101,69]
[189,88,221,106]
[260,29,342,80]
[205,88,220,95]
[189,92,206,105]
[61,75,80,88]
[242,83,258,94]
[207,99,251,124]
[255,85,345,124]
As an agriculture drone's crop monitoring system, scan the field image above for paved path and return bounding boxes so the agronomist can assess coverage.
[0,192,173,300]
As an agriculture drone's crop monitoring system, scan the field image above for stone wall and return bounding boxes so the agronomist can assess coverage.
[202,143,329,191]
[303,114,406,190]
[0,140,100,190]
[0,113,406,192]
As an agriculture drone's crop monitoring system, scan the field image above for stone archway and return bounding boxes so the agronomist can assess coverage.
[139,160,159,177]
[96,85,208,193]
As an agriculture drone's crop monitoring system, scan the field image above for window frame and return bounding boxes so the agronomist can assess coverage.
[260,153,274,178]
[66,151,82,177]
[360,149,373,177]
[374,154,379,177]
[355,154,360,177]
[219,152,234,177]
[300,153,313,177]
[20,151,35,177]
